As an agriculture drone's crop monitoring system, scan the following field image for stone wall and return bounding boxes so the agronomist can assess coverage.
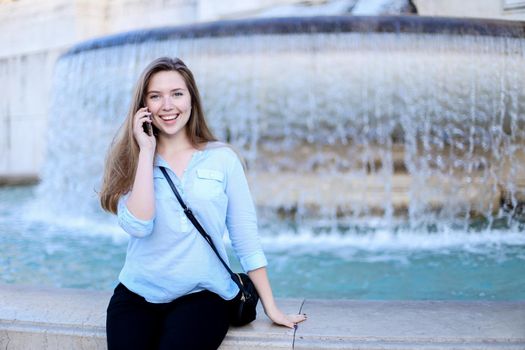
[1,0,103,179]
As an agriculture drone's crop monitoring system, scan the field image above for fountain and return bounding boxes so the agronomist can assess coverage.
[41,16,525,223]
[1,15,524,299]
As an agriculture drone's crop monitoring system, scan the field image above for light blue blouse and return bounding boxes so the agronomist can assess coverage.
[117,142,267,303]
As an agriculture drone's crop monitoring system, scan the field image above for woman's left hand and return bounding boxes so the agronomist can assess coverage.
[266,307,307,328]
[247,267,308,328]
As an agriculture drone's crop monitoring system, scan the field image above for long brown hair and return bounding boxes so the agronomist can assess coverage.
[99,57,217,214]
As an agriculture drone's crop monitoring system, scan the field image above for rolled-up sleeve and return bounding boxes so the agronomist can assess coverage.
[225,154,267,272]
[117,193,154,238]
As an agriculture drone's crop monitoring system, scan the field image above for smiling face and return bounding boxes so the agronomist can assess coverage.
[145,70,192,139]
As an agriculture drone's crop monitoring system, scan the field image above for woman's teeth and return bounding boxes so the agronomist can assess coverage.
[160,114,179,121]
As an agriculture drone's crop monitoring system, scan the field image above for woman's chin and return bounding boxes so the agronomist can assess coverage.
[157,127,186,138]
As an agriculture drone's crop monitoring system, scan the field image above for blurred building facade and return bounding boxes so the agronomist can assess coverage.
[415,0,525,21]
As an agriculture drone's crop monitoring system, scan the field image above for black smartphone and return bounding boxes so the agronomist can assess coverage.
[141,106,154,136]
[142,120,153,136]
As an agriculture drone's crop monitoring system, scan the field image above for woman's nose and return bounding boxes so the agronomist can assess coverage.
[162,96,175,110]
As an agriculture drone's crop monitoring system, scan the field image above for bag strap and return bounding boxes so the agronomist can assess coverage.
[159,166,248,297]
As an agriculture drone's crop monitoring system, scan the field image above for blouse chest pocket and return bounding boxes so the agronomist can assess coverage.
[192,169,225,199]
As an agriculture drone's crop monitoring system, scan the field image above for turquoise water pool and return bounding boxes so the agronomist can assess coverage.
[1,185,524,300]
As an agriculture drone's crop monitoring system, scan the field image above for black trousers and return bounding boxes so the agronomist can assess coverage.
[106,283,230,350]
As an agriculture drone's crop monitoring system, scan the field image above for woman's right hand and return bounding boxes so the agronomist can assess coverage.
[133,107,156,153]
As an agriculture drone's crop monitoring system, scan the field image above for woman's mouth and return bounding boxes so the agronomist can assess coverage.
[159,114,180,122]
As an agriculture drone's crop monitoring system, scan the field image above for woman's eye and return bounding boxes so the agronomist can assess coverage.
[149,95,160,100]
[172,92,183,97]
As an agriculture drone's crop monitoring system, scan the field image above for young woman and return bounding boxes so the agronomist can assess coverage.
[99,57,306,350]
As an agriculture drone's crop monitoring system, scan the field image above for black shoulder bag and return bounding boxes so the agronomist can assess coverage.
[160,166,259,326]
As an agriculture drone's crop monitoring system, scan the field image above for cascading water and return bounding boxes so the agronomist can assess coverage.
[3,16,525,299]
[38,17,525,227]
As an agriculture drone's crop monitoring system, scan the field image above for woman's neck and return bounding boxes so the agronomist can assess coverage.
[157,131,195,156]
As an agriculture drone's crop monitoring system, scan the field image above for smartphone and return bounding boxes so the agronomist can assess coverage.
[142,120,153,136]
[141,107,154,136]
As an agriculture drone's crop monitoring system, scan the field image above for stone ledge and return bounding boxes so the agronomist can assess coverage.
[0,284,524,350]
[0,174,39,186]
[296,299,525,349]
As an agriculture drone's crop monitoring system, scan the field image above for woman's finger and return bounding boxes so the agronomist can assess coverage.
[134,113,152,131]
[136,114,151,126]
[289,313,307,323]
[134,108,150,120]
[268,308,307,328]
[271,314,294,328]
[135,110,151,122]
